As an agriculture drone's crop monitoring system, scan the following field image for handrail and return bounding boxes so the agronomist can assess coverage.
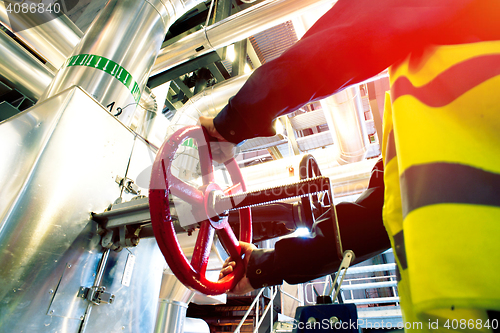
[253,286,278,333]
[306,272,399,305]
[234,288,265,333]
[279,286,303,305]
[234,285,304,333]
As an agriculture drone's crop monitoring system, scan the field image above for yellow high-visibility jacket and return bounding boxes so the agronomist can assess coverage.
[382,41,500,331]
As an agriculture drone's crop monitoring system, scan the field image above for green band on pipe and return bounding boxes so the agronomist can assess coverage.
[181,138,198,149]
[65,54,141,103]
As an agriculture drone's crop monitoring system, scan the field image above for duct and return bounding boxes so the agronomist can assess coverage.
[0,29,53,101]
[40,0,205,126]
[166,72,251,136]
[0,87,165,332]
[0,2,82,70]
[154,273,195,333]
[321,86,368,165]
[152,0,338,76]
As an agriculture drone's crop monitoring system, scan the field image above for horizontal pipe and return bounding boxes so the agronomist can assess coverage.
[152,0,338,76]
[0,29,54,100]
[165,73,250,136]
[0,2,82,69]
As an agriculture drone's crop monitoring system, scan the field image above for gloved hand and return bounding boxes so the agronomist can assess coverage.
[219,241,257,295]
[199,116,237,164]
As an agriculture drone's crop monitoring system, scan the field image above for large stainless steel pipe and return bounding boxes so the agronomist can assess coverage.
[1,2,158,118]
[0,29,53,100]
[0,2,82,70]
[154,273,195,333]
[40,0,205,126]
[152,0,338,76]
[321,87,368,165]
[0,28,158,130]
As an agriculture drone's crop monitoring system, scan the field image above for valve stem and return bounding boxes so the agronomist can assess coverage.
[214,176,331,214]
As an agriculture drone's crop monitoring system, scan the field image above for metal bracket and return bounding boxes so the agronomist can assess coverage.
[101,227,140,252]
[328,250,355,303]
[115,175,141,195]
[79,286,115,306]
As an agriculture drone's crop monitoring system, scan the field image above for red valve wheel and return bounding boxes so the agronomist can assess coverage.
[149,125,252,295]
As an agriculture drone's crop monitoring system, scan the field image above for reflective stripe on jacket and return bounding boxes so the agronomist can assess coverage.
[382,41,500,329]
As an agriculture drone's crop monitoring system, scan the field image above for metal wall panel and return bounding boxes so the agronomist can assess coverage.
[86,238,165,333]
[0,87,164,332]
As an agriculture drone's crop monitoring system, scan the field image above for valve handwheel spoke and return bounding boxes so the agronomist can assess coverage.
[149,125,252,295]
[191,220,215,274]
[299,154,331,228]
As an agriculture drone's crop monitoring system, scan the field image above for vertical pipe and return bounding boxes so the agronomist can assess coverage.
[154,300,189,333]
[270,286,274,332]
[0,6,158,126]
[40,0,173,126]
[321,87,367,165]
[352,85,371,148]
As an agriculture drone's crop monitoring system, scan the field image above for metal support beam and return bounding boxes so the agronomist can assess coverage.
[148,51,222,89]
[193,68,212,94]
[207,62,229,82]
[246,38,261,69]
[163,98,177,113]
[170,80,181,96]
[173,77,194,98]
[267,146,283,160]
[282,116,301,155]
[215,0,233,22]
[231,39,247,77]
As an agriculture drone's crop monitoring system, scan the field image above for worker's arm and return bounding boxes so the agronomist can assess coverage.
[220,160,390,294]
[213,0,500,144]
[247,159,389,289]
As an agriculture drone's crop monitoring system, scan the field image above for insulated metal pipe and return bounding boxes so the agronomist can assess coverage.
[1,2,157,119]
[40,0,205,126]
[0,2,82,70]
[166,72,250,136]
[0,31,157,130]
[154,273,195,333]
[0,28,157,130]
[0,29,53,100]
[321,87,368,164]
[152,0,338,76]
[131,86,158,138]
